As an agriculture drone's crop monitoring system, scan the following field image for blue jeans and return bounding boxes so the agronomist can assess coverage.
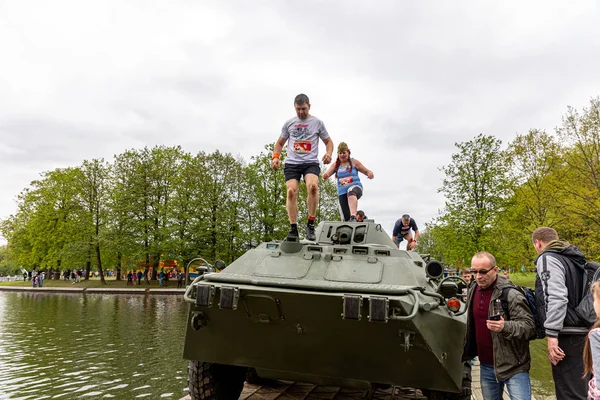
[480,363,531,400]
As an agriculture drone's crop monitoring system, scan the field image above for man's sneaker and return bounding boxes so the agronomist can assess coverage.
[305,223,316,241]
[349,216,357,222]
[286,228,299,242]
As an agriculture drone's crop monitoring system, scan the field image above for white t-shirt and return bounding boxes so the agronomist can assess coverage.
[280,115,329,164]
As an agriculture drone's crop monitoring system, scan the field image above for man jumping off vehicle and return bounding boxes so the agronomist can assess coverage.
[271,93,333,241]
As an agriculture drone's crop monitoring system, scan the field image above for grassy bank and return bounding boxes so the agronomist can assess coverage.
[509,272,536,288]
[3,272,539,289]
[0,276,183,289]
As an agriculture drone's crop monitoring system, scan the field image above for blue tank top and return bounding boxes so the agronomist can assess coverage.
[336,159,362,196]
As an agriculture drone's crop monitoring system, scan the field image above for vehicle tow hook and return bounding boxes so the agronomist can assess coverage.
[399,331,415,352]
[191,312,207,331]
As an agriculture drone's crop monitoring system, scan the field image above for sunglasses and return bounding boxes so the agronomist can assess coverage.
[469,267,495,276]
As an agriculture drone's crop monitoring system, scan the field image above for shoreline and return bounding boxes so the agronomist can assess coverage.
[0,286,186,295]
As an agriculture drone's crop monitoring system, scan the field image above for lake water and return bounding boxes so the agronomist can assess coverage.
[0,291,189,399]
[0,291,558,399]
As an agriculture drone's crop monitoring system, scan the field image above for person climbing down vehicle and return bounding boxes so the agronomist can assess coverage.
[271,93,333,241]
[322,142,374,222]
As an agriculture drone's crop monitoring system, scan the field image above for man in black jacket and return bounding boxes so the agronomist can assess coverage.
[532,227,589,399]
[463,251,535,399]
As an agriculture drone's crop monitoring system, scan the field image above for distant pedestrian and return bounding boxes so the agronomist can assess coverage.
[127,271,133,286]
[458,267,472,302]
[137,271,144,285]
[38,272,44,287]
[177,272,183,288]
[460,267,474,287]
[158,271,165,287]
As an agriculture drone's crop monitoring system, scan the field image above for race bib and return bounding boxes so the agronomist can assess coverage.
[293,140,312,153]
[339,176,354,186]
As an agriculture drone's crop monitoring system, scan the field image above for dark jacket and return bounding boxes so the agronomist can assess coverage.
[463,275,535,381]
[535,241,588,337]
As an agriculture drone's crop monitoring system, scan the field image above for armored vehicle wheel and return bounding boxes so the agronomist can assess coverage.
[188,360,246,400]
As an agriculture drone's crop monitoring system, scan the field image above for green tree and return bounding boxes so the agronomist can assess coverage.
[506,129,563,228]
[198,151,244,263]
[491,129,565,267]
[169,151,208,267]
[75,159,110,283]
[557,97,600,256]
[438,134,513,259]
[0,244,18,276]
[240,145,288,246]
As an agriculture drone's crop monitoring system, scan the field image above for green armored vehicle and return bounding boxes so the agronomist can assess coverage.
[183,221,469,399]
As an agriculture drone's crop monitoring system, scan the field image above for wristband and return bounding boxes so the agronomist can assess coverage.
[272,153,280,160]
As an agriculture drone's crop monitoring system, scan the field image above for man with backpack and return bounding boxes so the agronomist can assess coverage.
[463,251,536,399]
[532,227,590,399]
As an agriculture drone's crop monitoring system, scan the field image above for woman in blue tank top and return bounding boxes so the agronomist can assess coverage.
[323,142,374,221]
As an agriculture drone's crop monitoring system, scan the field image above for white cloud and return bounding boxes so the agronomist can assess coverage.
[1,0,600,242]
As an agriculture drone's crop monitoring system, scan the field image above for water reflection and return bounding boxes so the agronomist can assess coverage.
[529,339,558,399]
[0,291,560,399]
[0,292,188,399]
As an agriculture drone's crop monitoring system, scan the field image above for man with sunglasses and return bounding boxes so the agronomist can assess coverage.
[532,227,589,399]
[463,251,535,400]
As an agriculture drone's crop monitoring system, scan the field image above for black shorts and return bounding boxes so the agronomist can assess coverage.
[346,185,363,198]
[284,163,320,182]
[338,187,363,221]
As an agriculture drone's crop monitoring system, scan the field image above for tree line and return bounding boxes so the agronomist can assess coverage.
[420,97,600,270]
[0,145,340,280]
[2,97,600,279]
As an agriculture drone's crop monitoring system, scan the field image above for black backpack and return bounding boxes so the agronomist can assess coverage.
[572,261,600,327]
[500,286,545,340]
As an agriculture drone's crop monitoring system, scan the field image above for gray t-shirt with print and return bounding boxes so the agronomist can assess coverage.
[280,115,329,164]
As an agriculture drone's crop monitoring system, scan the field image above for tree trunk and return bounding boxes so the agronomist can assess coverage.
[85,244,92,280]
[152,255,160,280]
[145,250,150,284]
[116,252,122,280]
[96,243,106,285]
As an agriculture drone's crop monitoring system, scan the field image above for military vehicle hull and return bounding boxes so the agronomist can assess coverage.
[183,222,469,399]
[185,286,465,392]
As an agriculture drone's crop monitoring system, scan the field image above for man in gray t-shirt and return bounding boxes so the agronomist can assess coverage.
[271,93,333,241]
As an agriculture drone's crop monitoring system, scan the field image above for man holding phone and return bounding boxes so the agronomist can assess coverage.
[463,251,536,400]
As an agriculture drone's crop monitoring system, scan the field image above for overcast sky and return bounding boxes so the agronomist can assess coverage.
[1,0,600,243]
